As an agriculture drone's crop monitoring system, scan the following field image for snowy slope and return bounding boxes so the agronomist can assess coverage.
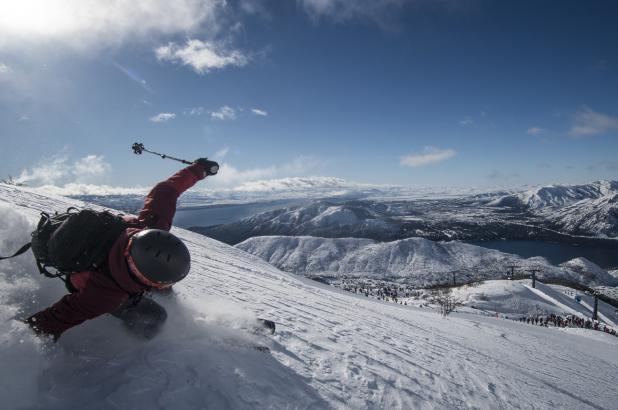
[488,180,618,209]
[1,183,617,410]
[236,235,618,287]
[451,280,618,327]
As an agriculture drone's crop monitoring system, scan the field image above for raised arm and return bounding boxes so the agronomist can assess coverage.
[138,160,217,230]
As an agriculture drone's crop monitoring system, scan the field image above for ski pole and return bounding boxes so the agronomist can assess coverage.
[131,142,193,165]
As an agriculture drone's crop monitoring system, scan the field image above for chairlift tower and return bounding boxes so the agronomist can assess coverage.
[506,264,518,280]
[592,291,599,321]
[527,267,542,288]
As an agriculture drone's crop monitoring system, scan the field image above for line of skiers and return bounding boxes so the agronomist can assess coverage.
[516,314,617,337]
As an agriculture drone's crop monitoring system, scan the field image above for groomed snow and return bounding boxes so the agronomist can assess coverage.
[450,280,618,327]
[1,184,617,410]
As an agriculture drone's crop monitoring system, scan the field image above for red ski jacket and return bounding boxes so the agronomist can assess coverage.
[27,163,208,339]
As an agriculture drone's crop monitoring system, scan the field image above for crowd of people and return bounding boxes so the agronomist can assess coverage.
[516,314,617,337]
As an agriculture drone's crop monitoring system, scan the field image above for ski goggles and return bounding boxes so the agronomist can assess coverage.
[124,237,173,290]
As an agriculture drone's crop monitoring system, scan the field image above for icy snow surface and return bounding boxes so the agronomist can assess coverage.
[1,184,617,410]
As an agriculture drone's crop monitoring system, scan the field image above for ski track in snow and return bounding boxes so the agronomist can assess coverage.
[1,184,617,410]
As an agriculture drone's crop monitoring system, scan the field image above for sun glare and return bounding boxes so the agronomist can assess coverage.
[0,1,80,36]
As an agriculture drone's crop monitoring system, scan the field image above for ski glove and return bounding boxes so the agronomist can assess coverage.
[195,158,219,176]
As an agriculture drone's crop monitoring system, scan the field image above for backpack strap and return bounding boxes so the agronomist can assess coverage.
[0,242,32,260]
[34,258,66,279]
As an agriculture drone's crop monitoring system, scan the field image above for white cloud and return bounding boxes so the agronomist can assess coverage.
[149,112,176,123]
[209,155,323,187]
[155,39,248,74]
[300,0,403,22]
[232,176,352,192]
[34,184,147,196]
[0,62,10,83]
[0,0,224,51]
[214,147,230,160]
[298,0,462,27]
[186,106,206,116]
[400,147,456,168]
[568,106,618,137]
[210,106,236,121]
[73,155,112,178]
[526,127,546,135]
[280,155,323,174]
[251,108,268,117]
[214,163,277,186]
[16,154,111,186]
[458,117,474,126]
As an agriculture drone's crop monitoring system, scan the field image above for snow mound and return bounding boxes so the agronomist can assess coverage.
[560,257,611,277]
[236,235,618,287]
[1,183,618,410]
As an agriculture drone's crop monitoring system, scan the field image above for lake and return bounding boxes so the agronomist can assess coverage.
[173,199,306,229]
[468,240,618,270]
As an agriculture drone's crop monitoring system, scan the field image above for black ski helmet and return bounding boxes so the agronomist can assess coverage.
[128,229,190,287]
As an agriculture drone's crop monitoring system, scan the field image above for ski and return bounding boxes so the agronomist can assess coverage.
[255,318,276,335]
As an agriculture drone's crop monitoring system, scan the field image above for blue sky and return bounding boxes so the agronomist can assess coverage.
[1,0,617,192]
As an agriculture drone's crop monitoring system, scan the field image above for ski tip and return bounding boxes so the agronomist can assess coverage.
[257,318,276,335]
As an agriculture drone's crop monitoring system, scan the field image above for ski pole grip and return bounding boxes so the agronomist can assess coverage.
[132,143,145,155]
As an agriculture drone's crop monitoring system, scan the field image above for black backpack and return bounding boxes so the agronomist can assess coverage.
[1,207,127,282]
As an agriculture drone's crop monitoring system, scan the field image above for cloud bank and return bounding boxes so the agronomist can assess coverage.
[400,147,456,167]
[15,154,111,186]
[0,0,224,51]
[568,106,618,138]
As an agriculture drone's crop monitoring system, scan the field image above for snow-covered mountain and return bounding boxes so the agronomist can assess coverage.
[1,183,617,409]
[236,235,618,287]
[488,180,618,209]
[488,180,618,237]
[540,193,618,237]
[193,180,618,244]
[196,200,402,243]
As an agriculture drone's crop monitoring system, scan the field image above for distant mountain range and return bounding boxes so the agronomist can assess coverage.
[487,180,618,209]
[192,180,618,244]
[488,180,618,237]
[236,235,618,288]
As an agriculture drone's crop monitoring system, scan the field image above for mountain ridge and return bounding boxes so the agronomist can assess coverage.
[236,235,618,287]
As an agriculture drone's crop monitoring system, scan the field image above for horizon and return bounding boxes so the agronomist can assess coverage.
[1,1,618,192]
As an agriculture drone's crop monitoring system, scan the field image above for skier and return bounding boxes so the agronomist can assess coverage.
[25,158,220,341]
